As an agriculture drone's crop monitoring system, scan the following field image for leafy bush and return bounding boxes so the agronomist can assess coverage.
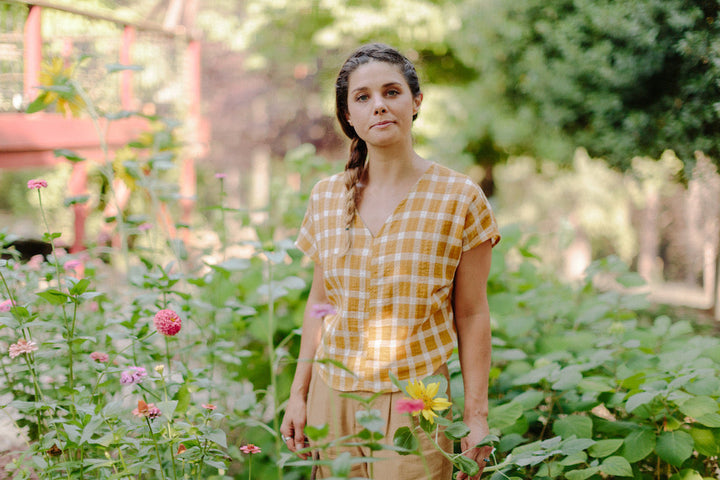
[478,225,720,479]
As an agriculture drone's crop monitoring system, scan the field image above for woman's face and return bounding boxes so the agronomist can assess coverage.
[345,61,422,149]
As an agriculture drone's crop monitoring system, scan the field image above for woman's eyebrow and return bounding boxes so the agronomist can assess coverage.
[350,82,403,94]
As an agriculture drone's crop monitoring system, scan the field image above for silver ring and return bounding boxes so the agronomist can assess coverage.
[281,435,290,442]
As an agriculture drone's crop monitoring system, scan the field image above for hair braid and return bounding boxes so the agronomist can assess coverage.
[342,137,367,250]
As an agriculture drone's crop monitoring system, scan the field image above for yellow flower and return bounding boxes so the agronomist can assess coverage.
[405,378,453,424]
[38,57,83,117]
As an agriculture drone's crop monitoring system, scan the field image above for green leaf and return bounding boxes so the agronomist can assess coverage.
[79,415,103,445]
[688,426,720,456]
[68,278,91,295]
[695,412,720,427]
[559,451,587,466]
[588,438,623,458]
[444,421,470,440]
[26,92,49,113]
[205,428,227,448]
[53,149,85,162]
[106,63,143,73]
[174,384,191,415]
[356,409,385,434]
[565,466,600,480]
[655,430,694,467]
[669,470,704,480]
[625,391,657,413]
[63,195,90,206]
[600,456,633,477]
[488,402,524,431]
[37,289,70,305]
[452,454,480,476]
[621,428,656,462]
[304,423,329,442]
[552,415,593,439]
[393,426,419,454]
[678,396,719,418]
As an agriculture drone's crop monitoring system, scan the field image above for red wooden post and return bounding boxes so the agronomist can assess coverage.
[23,5,42,103]
[120,25,135,110]
[68,161,88,253]
[179,39,201,240]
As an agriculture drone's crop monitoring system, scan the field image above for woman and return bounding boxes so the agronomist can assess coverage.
[280,43,500,480]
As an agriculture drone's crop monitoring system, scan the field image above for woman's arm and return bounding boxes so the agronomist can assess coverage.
[280,264,328,458]
[453,239,494,480]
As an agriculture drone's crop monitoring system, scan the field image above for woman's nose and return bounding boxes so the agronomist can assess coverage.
[373,99,387,114]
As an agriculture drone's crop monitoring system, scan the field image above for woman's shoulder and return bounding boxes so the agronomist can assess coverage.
[310,171,347,195]
[427,162,486,196]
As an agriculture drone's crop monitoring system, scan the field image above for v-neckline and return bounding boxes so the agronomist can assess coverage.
[356,162,435,238]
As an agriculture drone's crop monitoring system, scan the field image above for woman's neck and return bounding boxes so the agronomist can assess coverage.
[364,144,429,188]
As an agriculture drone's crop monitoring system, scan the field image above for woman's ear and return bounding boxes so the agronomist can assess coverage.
[413,93,423,116]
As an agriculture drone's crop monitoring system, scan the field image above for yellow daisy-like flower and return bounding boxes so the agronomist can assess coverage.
[38,57,83,117]
[405,379,453,424]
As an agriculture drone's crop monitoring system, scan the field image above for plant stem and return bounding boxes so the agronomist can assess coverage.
[265,259,282,480]
[146,418,167,480]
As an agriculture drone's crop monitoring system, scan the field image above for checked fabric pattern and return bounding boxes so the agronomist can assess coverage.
[296,162,500,392]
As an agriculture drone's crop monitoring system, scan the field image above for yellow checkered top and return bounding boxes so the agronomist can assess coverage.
[296,162,500,392]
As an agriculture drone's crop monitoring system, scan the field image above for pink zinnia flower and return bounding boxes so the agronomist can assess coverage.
[202,404,216,411]
[27,255,44,271]
[27,179,48,189]
[310,303,336,319]
[120,366,147,385]
[0,299,15,312]
[9,339,38,359]
[138,223,152,232]
[396,398,426,414]
[89,351,109,363]
[240,444,261,454]
[132,399,161,420]
[215,173,227,179]
[154,309,182,336]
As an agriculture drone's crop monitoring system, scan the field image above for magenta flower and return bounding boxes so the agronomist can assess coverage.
[132,399,162,420]
[0,299,15,312]
[154,309,182,336]
[202,403,217,411]
[27,179,48,189]
[310,303,336,319]
[396,398,426,414]
[9,339,38,359]
[89,351,109,363]
[215,173,227,179]
[120,366,147,385]
[240,444,261,454]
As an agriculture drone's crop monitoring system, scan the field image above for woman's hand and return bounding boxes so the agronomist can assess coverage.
[280,394,309,459]
[456,415,493,480]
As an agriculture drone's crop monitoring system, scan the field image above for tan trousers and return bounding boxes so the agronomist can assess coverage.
[306,365,454,480]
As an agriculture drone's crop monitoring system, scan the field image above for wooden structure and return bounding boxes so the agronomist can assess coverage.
[0,0,207,252]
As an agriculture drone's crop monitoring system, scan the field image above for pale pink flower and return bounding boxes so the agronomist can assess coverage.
[9,339,38,359]
[120,366,147,385]
[27,179,48,189]
[201,404,217,411]
[27,255,44,271]
[89,351,109,363]
[154,309,182,336]
[138,223,152,232]
[240,444,261,454]
[215,173,227,179]
[63,259,83,271]
[396,398,426,414]
[132,399,161,420]
[0,299,15,312]
[310,303,336,319]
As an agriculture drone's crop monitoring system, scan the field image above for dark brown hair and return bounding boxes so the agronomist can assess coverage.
[335,43,422,247]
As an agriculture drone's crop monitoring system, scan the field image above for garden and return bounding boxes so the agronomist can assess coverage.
[2,0,720,479]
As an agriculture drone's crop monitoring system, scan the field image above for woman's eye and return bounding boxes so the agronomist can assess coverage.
[356,94,369,102]
[387,89,399,96]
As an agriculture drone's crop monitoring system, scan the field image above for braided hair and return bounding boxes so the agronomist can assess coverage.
[335,43,422,250]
